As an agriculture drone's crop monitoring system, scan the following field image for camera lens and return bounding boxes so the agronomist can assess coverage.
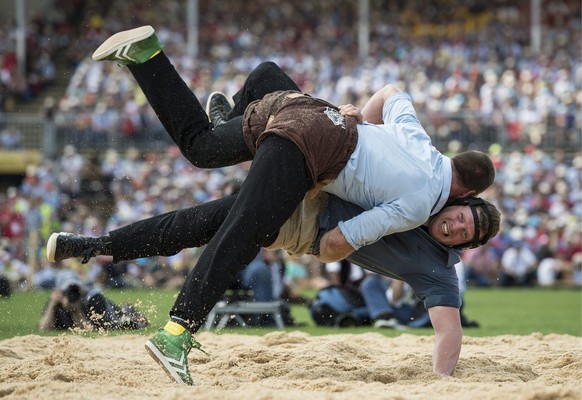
[64,285,81,303]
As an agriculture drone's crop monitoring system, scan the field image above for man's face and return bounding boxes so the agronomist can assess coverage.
[427,205,477,247]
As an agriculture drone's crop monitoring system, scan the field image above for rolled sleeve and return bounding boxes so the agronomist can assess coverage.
[410,274,462,309]
[338,200,430,250]
[423,292,462,309]
[383,92,421,125]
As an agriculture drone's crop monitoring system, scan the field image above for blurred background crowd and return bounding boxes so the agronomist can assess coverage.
[0,0,580,300]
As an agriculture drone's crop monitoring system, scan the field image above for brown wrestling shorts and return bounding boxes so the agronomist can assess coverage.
[242,90,359,189]
[266,192,329,256]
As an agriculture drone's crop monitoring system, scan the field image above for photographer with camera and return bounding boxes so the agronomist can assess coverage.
[39,269,148,331]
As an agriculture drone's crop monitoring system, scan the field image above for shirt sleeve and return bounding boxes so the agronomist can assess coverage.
[337,199,431,250]
[407,272,461,309]
[382,92,422,125]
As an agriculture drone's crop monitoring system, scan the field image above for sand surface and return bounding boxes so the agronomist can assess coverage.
[0,332,580,399]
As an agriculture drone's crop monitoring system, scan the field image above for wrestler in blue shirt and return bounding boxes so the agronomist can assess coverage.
[324,92,452,249]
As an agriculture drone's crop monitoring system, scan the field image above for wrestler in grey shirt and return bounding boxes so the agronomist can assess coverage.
[317,195,461,309]
[267,193,461,310]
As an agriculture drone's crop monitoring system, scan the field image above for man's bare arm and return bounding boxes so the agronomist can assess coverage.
[360,84,402,124]
[428,306,463,376]
[318,226,355,262]
[39,290,62,331]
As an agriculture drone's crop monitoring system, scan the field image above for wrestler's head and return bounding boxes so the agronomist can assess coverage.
[427,197,500,249]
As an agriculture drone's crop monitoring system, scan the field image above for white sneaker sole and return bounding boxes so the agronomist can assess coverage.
[92,25,154,61]
[47,232,76,262]
[144,340,188,385]
[205,91,234,113]
[205,91,234,125]
[205,91,221,115]
[46,232,62,262]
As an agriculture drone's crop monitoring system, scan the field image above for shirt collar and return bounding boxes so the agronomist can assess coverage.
[430,155,452,216]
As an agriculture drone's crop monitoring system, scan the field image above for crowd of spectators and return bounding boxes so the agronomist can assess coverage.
[49,0,581,152]
[0,142,580,295]
[2,0,578,151]
[0,0,581,296]
[0,14,64,113]
[462,147,581,287]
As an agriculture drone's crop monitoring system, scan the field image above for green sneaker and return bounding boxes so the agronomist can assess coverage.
[92,25,162,66]
[144,328,205,385]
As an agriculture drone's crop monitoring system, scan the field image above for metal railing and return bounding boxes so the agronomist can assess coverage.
[0,111,580,165]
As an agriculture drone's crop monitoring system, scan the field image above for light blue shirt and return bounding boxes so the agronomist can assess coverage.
[322,92,452,250]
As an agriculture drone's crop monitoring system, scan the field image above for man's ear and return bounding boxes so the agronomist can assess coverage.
[461,189,477,198]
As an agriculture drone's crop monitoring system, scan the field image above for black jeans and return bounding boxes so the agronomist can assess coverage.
[127,55,311,332]
[109,195,237,262]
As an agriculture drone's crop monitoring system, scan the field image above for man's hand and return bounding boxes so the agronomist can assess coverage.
[318,226,355,262]
[338,104,363,124]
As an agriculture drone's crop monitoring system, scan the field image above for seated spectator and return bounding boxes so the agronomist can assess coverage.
[238,248,278,302]
[0,125,22,149]
[359,274,423,329]
[0,239,12,298]
[0,243,28,291]
[39,269,148,331]
[537,250,574,287]
[463,243,500,287]
[360,263,480,329]
[572,253,582,287]
[221,248,297,327]
[0,274,9,298]
[33,263,58,290]
[499,227,538,287]
[324,260,365,289]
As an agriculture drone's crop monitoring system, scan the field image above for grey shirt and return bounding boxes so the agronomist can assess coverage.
[267,193,461,309]
[317,195,461,309]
